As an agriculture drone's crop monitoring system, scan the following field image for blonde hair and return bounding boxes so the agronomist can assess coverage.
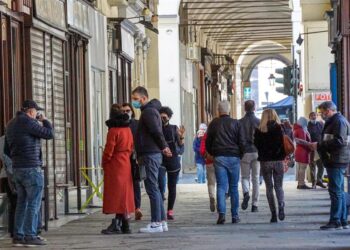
[259,109,280,133]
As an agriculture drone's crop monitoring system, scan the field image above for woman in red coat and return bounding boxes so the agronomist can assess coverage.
[293,117,313,189]
[101,104,135,234]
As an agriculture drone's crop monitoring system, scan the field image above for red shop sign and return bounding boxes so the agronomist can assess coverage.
[314,93,331,101]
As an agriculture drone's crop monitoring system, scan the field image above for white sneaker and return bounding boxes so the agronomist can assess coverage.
[139,223,163,233]
[162,221,169,232]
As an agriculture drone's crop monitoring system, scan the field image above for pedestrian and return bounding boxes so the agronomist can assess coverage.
[294,117,313,189]
[158,106,185,220]
[121,103,144,221]
[193,124,207,184]
[206,101,246,225]
[254,109,287,223]
[6,100,54,247]
[307,112,326,189]
[312,101,350,230]
[239,100,260,213]
[101,104,134,234]
[131,86,172,233]
[199,132,216,212]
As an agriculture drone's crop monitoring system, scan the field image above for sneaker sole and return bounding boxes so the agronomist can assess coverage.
[320,227,342,231]
[12,243,25,247]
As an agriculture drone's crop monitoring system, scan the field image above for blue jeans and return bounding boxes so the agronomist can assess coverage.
[214,156,240,218]
[139,154,165,222]
[327,167,348,223]
[196,163,206,183]
[13,167,43,239]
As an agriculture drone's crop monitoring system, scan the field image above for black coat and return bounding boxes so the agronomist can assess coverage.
[6,112,54,168]
[206,115,246,158]
[239,112,260,153]
[254,121,286,162]
[318,113,350,168]
[135,99,168,156]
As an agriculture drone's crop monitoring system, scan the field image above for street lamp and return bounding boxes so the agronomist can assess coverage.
[268,73,276,86]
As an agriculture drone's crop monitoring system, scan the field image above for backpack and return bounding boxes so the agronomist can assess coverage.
[169,125,184,156]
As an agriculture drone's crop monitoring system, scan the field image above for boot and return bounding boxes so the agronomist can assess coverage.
[217,213,225,225]
[278,203,285,221]
[209,197,216,212]
[121,216,132,234]
[270,212,278,223]
[101,218,122,234]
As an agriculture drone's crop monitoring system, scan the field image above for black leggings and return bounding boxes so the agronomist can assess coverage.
[158,167,180,211]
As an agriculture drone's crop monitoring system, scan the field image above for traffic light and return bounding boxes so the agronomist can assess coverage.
[275,66,292,95]
[291,67,300,96]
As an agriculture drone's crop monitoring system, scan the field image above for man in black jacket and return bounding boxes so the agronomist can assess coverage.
[312,101,350,230]
[206,101,246,225]
[6,100,54,246]
[131,86,172,233]
[307,112,326,188]
[239,100,260,213]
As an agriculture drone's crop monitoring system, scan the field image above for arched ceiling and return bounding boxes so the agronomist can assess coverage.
[180,0,293,57]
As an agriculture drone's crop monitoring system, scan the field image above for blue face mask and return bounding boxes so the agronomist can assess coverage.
[132,100,142,109]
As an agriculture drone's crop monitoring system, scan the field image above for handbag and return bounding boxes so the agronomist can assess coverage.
[135,164,147,181]
[283,134,295,155]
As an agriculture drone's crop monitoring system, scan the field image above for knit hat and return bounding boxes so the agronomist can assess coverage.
[199,123,207,131]
[218,101,231,114]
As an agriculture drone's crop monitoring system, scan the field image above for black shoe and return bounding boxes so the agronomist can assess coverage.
[101,218,122,234]
[316,181,327,189]
[24,237,47,247]
[278,206,285,221]
[270,213,278,223]
[251,205,259,213]
[210,197,216,212]
[121,217,132,234]
[320,221,342,230]
[297,184,312,190]
[12,238,25,247]
[232,217,240,224]
[217,213,225,225]
[342,221,349,229]
[241,193,250,210]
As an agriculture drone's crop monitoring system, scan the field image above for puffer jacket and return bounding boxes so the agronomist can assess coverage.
[318,112,350,168]
[135,99,168,156]
[293,123,311,164]
[239,112,260,153]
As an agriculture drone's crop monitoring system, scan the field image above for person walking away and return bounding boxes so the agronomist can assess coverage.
[200,132,216,212]
[193,124,207,183]
[6,100,54,247]
[131,86,172,233]
[307,112,326,189]
[254,109,287,223]
[294,117,313,189]
[312,101,350,230]
[158,107,185,220]
[239,100,260,212]
[101,104,135,234]
[121,103,144,220]
[206,101,246,225]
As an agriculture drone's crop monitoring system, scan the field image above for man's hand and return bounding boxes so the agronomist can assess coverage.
[162,147,173,157]
[37,114,46,122]
[309,142,318,151]
[178,125,186,138]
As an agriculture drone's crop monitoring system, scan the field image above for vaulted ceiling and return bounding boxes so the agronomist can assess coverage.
[180,0,293,58]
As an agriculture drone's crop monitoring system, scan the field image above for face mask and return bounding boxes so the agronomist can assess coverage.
[126,112,132,119]
[310,120,317,124]
[162,117,169,125]
[321,113,328,121]
[132,100,142,109]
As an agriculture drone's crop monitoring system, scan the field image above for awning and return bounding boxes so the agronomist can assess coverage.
[264,96,294,110]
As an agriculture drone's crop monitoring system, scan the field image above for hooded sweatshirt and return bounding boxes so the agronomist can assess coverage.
[135,99,168,156]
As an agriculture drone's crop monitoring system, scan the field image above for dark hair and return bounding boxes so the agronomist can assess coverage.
[132,86,148,98]
[309,112,316,118]
[318,101,337,111]
[109,104,122,119]
[244,100,255,112]
[159,106,173,118]
[122,103,136,119]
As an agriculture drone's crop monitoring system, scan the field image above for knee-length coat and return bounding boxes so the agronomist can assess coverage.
[102,116,135,214]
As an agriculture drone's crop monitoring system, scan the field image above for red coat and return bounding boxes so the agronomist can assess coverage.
[200,133,213,165]
[102,127,135,214]
[293,124,311,164]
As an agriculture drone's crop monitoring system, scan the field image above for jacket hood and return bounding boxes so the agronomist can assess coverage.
[142,99,162,111]
[297,117,308,129]
[105,113,130,128]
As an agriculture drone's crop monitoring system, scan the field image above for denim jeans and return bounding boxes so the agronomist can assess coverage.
[214,156,240,218]
[13,167,43,239]
[196,163,206,183]
[139,153,165,222]
[327,167,348,223]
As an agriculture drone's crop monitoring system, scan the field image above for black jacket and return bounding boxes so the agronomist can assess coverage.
[239,112,260,153]
[254,121,286,162]
[6,112,54,168]
[206,115,246,158]
[318,113,350,168]
[135,99,168,156]
[162,124,182,172]
[307,121,323,143]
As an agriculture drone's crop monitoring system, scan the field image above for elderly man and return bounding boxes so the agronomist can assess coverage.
[206,101,246,225]
[6,100,54,246]
[312,101,350,230]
